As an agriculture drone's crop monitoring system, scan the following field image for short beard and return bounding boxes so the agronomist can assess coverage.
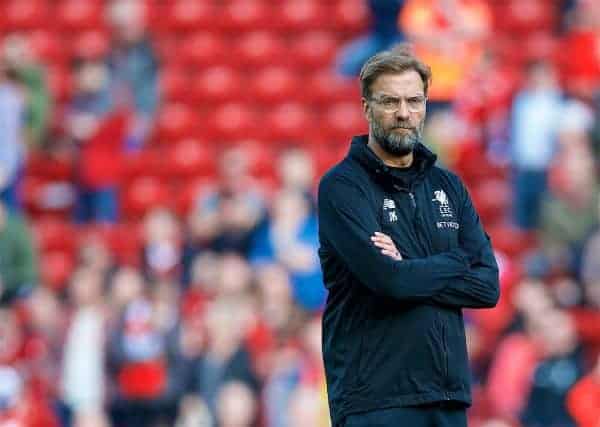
[370,115,424,157]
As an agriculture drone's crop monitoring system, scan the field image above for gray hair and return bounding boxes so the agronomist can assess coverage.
[359,43,432,99]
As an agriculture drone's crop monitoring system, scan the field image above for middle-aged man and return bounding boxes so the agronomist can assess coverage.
[317,46,500,427]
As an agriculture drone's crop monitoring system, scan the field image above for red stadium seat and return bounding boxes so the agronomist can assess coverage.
[493,0,557,35]
[309,145,347,179]
[487,223,538,258]
[174,177,217,217]
[28,30,67,65]
[165,0,217,32]
[155,104,197,143]
[231,31,287,69]
[321,101,368,143]
[304,70,360,105]
[25,151,74,181]
[289,31,338,70]
[41,250,76,291]
[56,0,104,32]
[274,0,329,33]
[4,0,48,31]
[220,0,272,32]
[192,66,244,105]
[180,32,228,68]
[121,148,166,182]
[332,0,370,34]
[104,223,143,266]
[523,32,558,62]
[262,103,314,144]
[153,34,179,65]
[46,65,73,104]
[22,177,76,217]
[71,30,109,60]
[122,177,170,220]
[248,66,300,105]
[33,219,77,253]
[165,139,216,180]
[245,143,276,182]
[205,103,260,141]
[470,179,511,226]
[160,66,191,104]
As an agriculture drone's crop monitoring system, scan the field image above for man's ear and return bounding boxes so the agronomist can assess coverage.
[361,97,370,122]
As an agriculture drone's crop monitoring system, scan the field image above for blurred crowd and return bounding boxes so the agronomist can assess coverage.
[1,0,600,426]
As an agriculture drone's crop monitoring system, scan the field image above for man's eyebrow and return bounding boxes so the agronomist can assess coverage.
[373,93,426,98]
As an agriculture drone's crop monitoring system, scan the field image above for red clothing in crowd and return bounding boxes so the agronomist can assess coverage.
[567,373,600,427]
[79,111,129,189]
[558,30,600,94]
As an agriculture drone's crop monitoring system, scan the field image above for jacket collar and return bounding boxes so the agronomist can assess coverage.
[348,134,437,190]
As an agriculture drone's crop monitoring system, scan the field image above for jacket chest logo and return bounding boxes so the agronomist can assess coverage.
[383,198,398,223]
[432,190,453,218]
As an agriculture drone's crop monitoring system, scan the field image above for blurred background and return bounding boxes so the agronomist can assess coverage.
[0,0,600,426]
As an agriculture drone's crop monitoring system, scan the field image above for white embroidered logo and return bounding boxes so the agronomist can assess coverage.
[383,199,396,210]
[432,190,453,218]
[383,198,397,222]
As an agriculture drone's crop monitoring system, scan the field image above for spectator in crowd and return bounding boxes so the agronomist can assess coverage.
[539,102,598,272]
[399,0,492,107]
[249,189,325,312]
[106,0,159,150]
[188,146,266,255]
[2,34,50,148]
[184,298,259,423]
[510,60,563,230]
[141,208,183,283]
[277,148,316,198]
[336,0,406,77]
[60,268,107,426]
[215,381,258,427]
[520,310,582,427]
[66,59,128,223]
[106,268,183,427]
[0,60,26,213]
[0,200,37,304]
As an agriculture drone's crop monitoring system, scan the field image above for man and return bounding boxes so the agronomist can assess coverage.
[318,46,499,427]
[0,200,37,305]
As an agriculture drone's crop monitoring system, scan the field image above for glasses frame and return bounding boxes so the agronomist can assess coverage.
[368,94,427,113]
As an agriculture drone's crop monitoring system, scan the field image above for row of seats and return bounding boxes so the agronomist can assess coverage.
[49,61,361,104]
[30,30,345,67]
[2,0,556,37]
[0,0,369,34]
[154,101,367,144]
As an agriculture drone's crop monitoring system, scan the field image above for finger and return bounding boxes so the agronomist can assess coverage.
[373,241,396,251]
[374,232,390,239]
[371,234,394,244]
[381,249,401,260]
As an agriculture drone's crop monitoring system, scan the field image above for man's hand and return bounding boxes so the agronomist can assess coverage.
[371,232,402,261]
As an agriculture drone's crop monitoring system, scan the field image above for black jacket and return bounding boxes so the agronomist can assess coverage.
[317,135,500,426]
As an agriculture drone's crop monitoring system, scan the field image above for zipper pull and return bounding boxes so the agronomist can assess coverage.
[409,192,416,208]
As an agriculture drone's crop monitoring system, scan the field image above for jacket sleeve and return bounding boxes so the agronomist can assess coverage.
[318,175,469,301]
[430,177,500,309]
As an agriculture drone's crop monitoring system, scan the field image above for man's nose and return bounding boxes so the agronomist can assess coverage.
[394,100,410,120]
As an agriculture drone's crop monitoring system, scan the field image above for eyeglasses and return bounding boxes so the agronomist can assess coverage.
[368,95,427,113]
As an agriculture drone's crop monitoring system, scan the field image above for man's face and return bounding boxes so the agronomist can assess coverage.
[363,70,427,156]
